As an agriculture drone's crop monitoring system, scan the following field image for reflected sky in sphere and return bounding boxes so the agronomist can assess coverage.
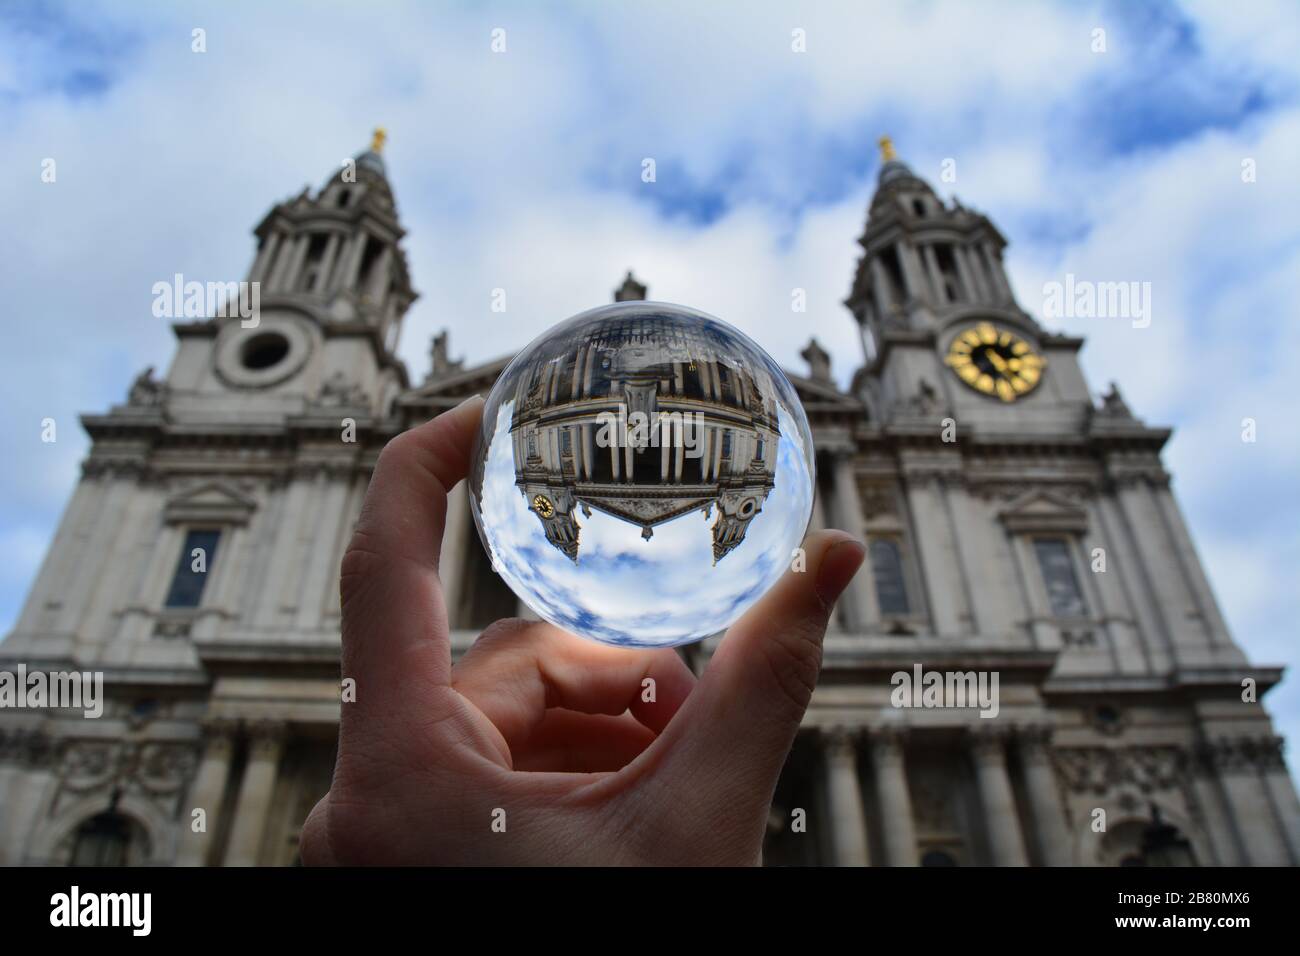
[468,302,815,648]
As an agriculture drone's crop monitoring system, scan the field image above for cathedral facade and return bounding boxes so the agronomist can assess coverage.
[1,137,1297,867]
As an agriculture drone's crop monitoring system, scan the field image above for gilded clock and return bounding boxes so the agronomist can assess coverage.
[532,494,555,518]
[944,322,1044,402]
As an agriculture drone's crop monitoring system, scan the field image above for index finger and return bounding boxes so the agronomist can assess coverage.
[339,395,484,718]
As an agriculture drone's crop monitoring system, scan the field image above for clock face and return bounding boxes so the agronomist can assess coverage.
[532,494,555,518]
[944,322,1045,402]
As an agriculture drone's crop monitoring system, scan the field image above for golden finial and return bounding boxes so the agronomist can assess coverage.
[879,135,897,162]
[370,127,387,153]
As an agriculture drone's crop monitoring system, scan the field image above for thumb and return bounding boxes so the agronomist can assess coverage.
[652,531,865,828]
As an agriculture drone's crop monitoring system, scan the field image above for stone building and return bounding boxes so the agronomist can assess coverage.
[1,134,1297,867]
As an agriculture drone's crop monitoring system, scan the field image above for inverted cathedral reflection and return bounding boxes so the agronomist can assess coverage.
[508,312,780,563]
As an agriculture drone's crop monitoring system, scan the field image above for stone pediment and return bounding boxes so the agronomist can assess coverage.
[579,489,715,529]
[163,481,258,526]
[997,490,1088,535]
[400,355,514,406]
[786,370,864,411]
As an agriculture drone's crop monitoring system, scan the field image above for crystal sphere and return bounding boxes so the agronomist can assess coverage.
[468,301,816,648]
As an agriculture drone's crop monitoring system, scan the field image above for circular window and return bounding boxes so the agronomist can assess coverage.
[214,315,314,389]
[1090,702,1127,736]
[738,498,757,518]
[241,332,290,371]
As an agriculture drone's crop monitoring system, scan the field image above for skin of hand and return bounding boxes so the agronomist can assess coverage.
[300,395,866,866]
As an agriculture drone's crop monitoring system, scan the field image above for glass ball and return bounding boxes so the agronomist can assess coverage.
[468,301,816,648]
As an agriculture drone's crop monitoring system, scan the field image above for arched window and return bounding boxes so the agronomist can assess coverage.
[164,529,222,609]
[69,812,138,867]
[1032,537,1087,618]
[869,538,910,616]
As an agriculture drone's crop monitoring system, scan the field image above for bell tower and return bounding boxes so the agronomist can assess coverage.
[845,137,1093,433]
[164,129,417,421]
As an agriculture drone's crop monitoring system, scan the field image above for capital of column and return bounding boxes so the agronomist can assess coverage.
[968,724,1012,763]
[200,717,240,758]
[1199,734,1287,775]
[1016,723,1056,767]
[866,724,910,764]
[821,725,862,762]
[243,719,288,759]
[1,729,56,769]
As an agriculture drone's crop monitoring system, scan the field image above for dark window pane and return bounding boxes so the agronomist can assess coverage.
[921,849,957,867]
[164,529,221,608]
[1033,538,1087,618]
[870,539,910,615]
[70,812,133,867]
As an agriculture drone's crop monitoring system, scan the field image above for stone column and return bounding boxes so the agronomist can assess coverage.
[439,481,470,630]
[1207,736,1292,866]
[1260,737,1300,865]
[1016,726,1072,866]
[966,246,994,302]
[314,233,341,294]
[365,245,393,306]
[254,474,312,628]
[1187,755,1244,866]
[952,245,977,302]
[822,727,870,866]
[923,245,949,305]
[899,243,928,303]
[970,727,1029,865]
[248,230,282,285]
[0,730,55,865]
[868,726,918,866]
[176,718,238,866]
[982,243,1014,304]
[829,452,876,632]
[296,473,352,630]
[869,257,895,316]
[274,234,309,293]
[339,232,367,292]
[902,473,965,636]
[223,720,287,867]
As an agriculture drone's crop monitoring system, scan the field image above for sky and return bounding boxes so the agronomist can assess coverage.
[1,1,1298,777]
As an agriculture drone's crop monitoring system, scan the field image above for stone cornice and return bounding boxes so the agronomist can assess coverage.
[1196,735,1286,774]
[1043,666,1285,697]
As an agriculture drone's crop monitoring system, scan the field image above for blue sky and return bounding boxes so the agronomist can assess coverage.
[2,0,1299,775]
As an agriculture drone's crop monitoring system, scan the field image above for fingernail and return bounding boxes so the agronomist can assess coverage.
[815,538,866,605]
[454,393,483,410]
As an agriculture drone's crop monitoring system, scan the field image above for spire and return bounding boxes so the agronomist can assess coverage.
[246,130,417,355]
[355,128,388,177]
[614,270,648,302]
[876,133,918,186]
[845,137,1016,346]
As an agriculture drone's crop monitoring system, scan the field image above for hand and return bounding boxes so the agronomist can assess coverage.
[300,395,865,866]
